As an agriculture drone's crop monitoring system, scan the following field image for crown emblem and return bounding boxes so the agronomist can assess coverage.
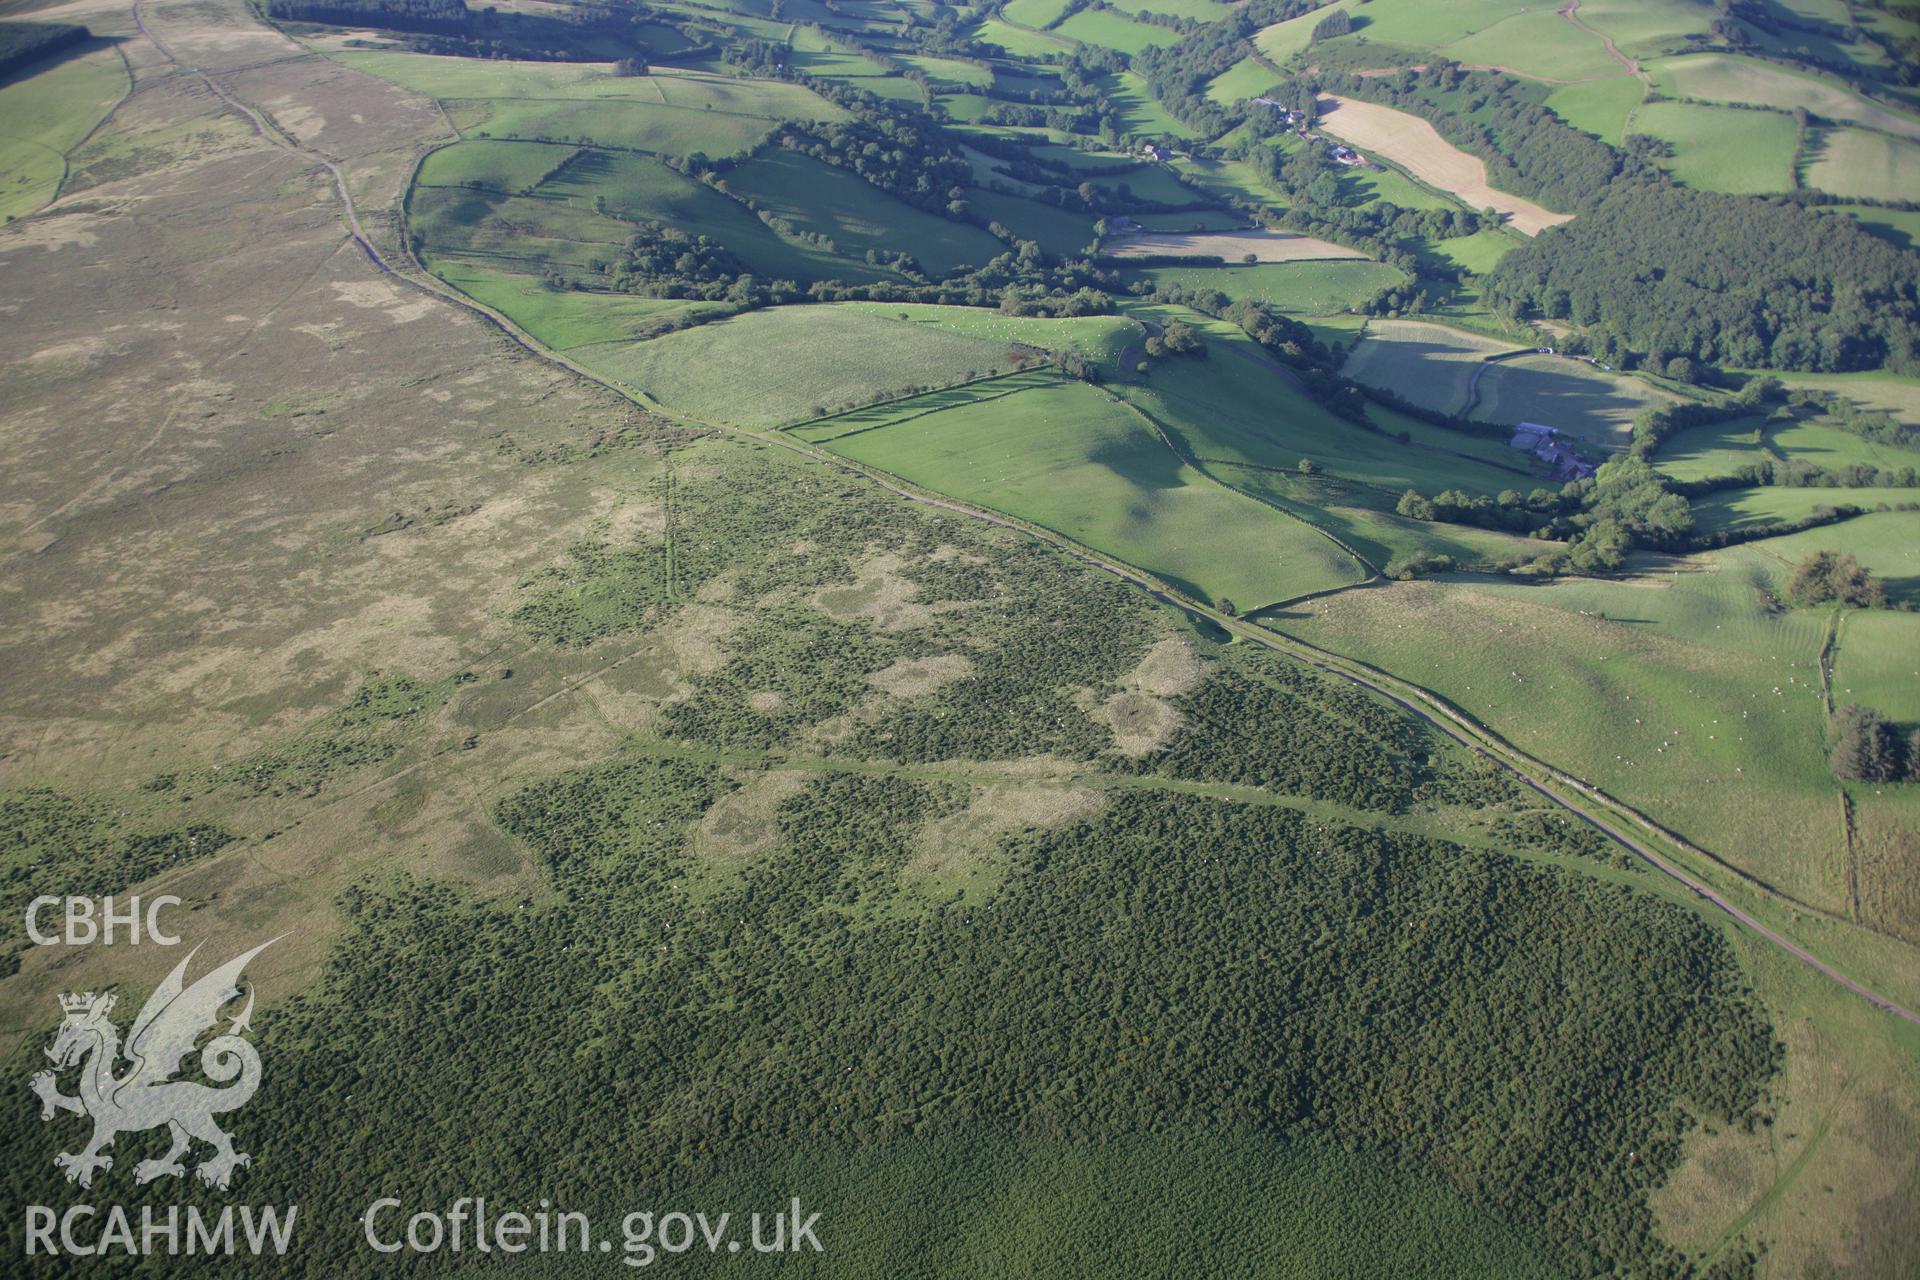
[57,991,113,1016]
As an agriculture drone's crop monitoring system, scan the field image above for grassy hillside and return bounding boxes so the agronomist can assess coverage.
[1205,57,1280,107]
[1544,78,1646,143]
[0,45,126,222]
[1127,311,1531,494]
[1266,550,1852,910]
[1341,321,1523,418]
[1119,261,1407,313]
[573,306,1086,425]
[1690,487,1920,535]
[1634,101,1800,194]
[800,375,1370,606]
[1649,52,1920,140]
[411,142,909,288]
[1472,353,1677,446]
[722,148,1006,276]
[962,185,1096,256]
[17,6,1908,1277]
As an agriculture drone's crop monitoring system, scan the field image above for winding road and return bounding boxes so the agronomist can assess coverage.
[126,0,1920,1028]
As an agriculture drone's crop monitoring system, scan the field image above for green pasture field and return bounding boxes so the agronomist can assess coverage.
[445,97,779,156]
[789,23,883,60]
[1099,71,1197,139]
[818,72,925,103]
[669,68,852,118]
[529,147,713,219]
[1472,354,1677,446]
[411,148,884,286]
[834,302,1140,369]
[1439,9,1628,82]
[1767,419,1920,473]
[1000,0,1073,26]
[788,367,1062,441]
[1021,140,1142,172]
[1416,228,1520,274]
[819,0,901,21]
[964,186,1096,256]
[646,3,792,39]
[415,138,577,193]
[1347,163,1460,214]
[337,52,847,122]
[1805,128,1920,203]
[899,55,992,89]
[654,0,769,16]
[1253,0,1359,64]
[1544,76,1645,143]
[1119,261,1407,313]
[0,45,127,222]
[1107,0,1235,20]
[1570,0,1718,58]
[1218,468,1545,573]
[1264,547,1851,911]
[721,149,1006,276]
[1832,610,1920,720]
[989,65,1066,95]
[1119,308,1533,494]
[1766,371,1920,427]
[1648,52,1920,141]
[802,376,1370,607]
[1690,487,1920,535]
[1301,311,1371,355]
[1256,0,1603,71]
[936,93,995,122]
[1054,8,1181,55]
[1740,3,1895,77]
[570,305,1108,425]
[788,44,894,80]
[1743,510,1920,603]
[1341,320,1525,417]
[1632,101,1799,194]
[632,21,703,56]
[1092,160,1210,208]
[429,258,727,348]
[972,17,1069,58]
[1172,154,1284,207]
[409,186,636,272]
[961,141,1045,193]
[1653,418,1771,483]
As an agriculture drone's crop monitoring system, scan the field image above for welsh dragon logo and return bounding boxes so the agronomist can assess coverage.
[30,938,278,1191]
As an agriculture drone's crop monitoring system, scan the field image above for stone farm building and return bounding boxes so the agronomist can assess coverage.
[1509,423,1598,480]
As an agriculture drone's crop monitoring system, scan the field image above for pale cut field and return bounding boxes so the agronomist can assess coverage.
[1340,319,1523,417]
[1314,96,1574,236]
[1102,227,1366,261]
[1805,127,1920,203]
[1653,52,1920,141]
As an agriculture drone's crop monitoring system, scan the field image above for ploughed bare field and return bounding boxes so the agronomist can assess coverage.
[1101,227,1367,261]
[1315,95,1574,236]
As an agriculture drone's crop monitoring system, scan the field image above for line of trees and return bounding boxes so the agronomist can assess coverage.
[266,0,471,35]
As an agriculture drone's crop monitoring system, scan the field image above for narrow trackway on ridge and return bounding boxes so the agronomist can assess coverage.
[124,0,1920,1028]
